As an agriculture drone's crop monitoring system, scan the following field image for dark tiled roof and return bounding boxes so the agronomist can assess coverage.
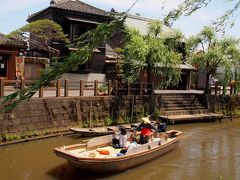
[0,33,10,43]
[29,0,109,20]
[54,0,108,16]
[0,33,26,47]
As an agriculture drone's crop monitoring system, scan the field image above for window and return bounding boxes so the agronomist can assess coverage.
[71,22,96,41]
[0,54,9,77]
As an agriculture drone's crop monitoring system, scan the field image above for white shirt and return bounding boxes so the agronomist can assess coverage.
[119,134,128,147]
[127,141,138,152]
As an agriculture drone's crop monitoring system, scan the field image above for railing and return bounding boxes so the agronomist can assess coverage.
[210,82,237,95]
[0,78,153,98]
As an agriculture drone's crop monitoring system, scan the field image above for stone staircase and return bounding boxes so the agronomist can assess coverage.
[158,93,223,124]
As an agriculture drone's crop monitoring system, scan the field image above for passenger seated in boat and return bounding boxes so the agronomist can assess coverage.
[155,120,168,142]
[112,126,128,148]
[116,135,138,156]
[136,117,157,144]
[156,120,167,133]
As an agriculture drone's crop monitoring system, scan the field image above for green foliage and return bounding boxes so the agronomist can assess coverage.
[151,108,161,120]
[148,21,163,37]
[98,85,108,93]
[164,0,212,26]
[1,133,21,142]
[104,117,113,126]
[1,16,125,111]
[123,21,182,87]
[164,0,240,32]
[113,48,125,80]
[7,19,69,54]
[186,26,240,93]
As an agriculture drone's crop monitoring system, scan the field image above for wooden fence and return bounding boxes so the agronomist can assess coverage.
[0,78,152,98]
[210,82,237,95]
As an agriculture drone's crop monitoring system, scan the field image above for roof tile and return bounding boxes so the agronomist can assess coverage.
[0,33,25,47]
[54,0,108,16]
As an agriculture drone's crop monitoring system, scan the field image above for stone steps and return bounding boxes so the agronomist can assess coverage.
[160,94,206,115]
[159,93,223,123]
[162,102,202,108]
[161,97,198,101]
[162,109,210,116]
[162,106,206,111]
[160,113,224,124]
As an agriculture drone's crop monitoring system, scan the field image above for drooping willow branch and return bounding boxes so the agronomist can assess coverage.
[0,0,140,111]
[164,0,212,26]
[0,15,125,112]
[164,0,240,32]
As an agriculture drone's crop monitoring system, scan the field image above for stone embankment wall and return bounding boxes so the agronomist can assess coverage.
[1,94,239,135]
[0,96,150,134]
[207,95,240,116]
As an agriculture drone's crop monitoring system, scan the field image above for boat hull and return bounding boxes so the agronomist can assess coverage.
[55,137,181,172]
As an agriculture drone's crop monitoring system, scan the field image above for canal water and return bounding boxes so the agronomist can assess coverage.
[0,120,240,180]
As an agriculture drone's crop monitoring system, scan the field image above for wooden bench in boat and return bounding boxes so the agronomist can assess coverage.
[126,138,161,155]
[86,132,132,149]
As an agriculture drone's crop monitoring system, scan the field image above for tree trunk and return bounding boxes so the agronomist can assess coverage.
[147,64,152,94]
[205,72,210,94]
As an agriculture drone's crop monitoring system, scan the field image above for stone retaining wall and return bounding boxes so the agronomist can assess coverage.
[207,95,240,116]
[2,93,240,135]
[0,95,150,134]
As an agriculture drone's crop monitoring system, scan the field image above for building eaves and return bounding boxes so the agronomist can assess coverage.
[28,0,109,21]
[54,0,108,17]
[27,8,50,22]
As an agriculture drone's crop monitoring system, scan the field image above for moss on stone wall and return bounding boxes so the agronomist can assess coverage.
[0,95,151,135]
[207,95,240,116]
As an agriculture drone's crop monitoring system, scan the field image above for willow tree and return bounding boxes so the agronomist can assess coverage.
[164,0,240,32]
[7,19,69,57]
[187,26,240,94]
[219,38,240,94]
[1,15,125,111]
[123,21,182,88]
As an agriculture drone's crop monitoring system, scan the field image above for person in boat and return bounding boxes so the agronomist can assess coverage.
[135,116,157,144]
[156,120,167,133]
[155,120,168,142]
[116,135,138,156]
[112,126,128,148]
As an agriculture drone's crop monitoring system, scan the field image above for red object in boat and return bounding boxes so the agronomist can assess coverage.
[141,128,152,136]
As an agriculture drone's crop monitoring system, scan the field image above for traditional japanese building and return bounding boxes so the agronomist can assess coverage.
[0,33,49,81]
[28,0,194,90]
[27,0,111,82]
[105,14,195,90]
[0,33,26,80]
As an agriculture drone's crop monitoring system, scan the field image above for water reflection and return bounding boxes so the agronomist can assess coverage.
[0,121,240,180]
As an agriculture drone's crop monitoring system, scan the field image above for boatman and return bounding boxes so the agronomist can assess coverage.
[135,116,157,144]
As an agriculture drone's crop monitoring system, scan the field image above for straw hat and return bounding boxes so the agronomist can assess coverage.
[142,116,151,124]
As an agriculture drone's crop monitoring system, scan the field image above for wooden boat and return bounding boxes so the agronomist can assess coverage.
[54,130,183,172]
[70,123,140,137]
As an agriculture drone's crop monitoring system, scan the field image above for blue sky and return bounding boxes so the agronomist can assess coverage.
[0,0,240,38]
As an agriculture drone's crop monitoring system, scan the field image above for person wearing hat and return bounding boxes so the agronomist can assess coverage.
[135,116,157,144]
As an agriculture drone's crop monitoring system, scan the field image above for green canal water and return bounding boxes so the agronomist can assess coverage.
[0,120,240,180]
